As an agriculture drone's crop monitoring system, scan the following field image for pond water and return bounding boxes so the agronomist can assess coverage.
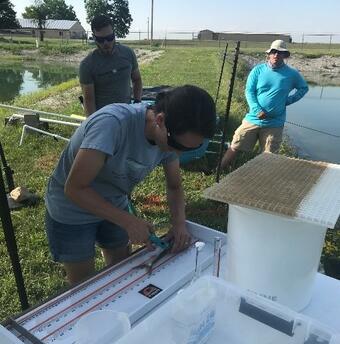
[0,64,338,164]
[0,63,78,103]
[286,85,340,164]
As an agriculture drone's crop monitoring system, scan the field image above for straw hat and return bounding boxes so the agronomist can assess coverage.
[266,40,290,56]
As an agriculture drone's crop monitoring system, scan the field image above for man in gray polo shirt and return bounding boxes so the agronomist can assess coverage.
[79,15,143,116]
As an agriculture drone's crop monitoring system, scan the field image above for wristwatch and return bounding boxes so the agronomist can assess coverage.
[133,99,141,103]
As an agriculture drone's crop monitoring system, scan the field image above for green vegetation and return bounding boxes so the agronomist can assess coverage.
[22,0,78,22]
[0,36,90,57]
[0,43,339,322]
[0,46,239,320]
[236,41,340,57]
[2,36,340,58]
[85,0,132,38]
[0,0,19,30]
[0,80,83,321]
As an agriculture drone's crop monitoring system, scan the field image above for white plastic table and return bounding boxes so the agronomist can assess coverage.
[302,273,340,331]
[1,224,339,343]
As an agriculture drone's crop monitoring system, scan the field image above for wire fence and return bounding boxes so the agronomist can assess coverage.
[124,30,340,45]
[1,28,340,51]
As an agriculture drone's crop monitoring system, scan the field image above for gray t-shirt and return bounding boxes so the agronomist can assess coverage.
[45,103,177,224]
[79,43,138,109]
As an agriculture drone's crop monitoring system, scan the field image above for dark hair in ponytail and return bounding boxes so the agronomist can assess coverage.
[154,85,216,138]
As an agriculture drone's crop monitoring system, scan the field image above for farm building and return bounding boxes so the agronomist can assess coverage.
[198,29,291,43]
[198,29,217,40]
[17,19,86,39]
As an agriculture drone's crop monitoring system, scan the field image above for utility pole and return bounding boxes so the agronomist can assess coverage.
[150,0,154,46]
[329,34,333,51]
[147,17,149,41]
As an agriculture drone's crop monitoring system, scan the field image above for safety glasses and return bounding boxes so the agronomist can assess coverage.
[269,49,285,55]
[167,131,202,152]
[94,33,115,43]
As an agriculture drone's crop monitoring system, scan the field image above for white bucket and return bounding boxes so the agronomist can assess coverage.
[74,310,131,344]
[0,325,23,344]
[224,205,327,311]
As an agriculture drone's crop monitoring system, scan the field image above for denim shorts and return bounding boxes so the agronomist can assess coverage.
[45,211,129,263]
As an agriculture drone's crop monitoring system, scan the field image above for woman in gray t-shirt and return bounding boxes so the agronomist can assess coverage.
[45,85,216,284]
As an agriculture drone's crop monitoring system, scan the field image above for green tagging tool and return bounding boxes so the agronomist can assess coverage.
[149,233,170,250]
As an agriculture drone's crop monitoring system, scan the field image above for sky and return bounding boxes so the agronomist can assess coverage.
[11,0,340,42]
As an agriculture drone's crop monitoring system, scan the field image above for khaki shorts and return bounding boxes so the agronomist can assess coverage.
[231,120,283,153]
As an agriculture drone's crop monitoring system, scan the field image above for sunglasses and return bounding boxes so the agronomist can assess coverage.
[167,131,202,152]
[94,33,115,43]
[269,49,286,55]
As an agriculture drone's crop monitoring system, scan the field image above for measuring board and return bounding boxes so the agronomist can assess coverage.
[5,221,227,344]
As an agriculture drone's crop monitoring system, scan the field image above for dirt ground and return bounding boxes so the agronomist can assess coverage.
[289,55,340,85]
[7,47,340,84]
[8,49,340,111]
[242,54,340,85]
[37,85,82,110]
[66,48,164,65]
[20,48,163,65]
[31,48,340,75]
[32,49,164,111]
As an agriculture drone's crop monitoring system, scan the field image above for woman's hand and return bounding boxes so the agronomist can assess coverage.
[65,149,152,250]
[123,214,154,249]
[166,223,192,253]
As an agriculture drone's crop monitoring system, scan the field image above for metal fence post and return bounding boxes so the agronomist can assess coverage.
[216,41,241,182]
[0,163,29,311]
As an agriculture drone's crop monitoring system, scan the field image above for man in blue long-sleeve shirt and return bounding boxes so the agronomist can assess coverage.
[221,40,308,170]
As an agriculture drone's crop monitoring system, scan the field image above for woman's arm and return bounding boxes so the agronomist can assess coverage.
[65,148,153,245]
[163,159,191,252]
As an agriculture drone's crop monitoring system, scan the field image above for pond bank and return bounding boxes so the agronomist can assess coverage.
[0,48,164,66]
[2,46,340,84]
[241,54,340,85]
[0,48,164,110]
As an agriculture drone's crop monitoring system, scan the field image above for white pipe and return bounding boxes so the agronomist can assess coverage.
[0,103,83,122]
[19,125,70,146]
[11,114,80,127]
[40,117,80,127]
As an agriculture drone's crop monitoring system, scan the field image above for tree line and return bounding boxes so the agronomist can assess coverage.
[0,0,132,39]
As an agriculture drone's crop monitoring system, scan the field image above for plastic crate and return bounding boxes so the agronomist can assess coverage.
[0,325,23,344]
[116,276,340,344]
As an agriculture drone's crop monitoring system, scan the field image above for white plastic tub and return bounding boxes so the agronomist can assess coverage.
[115,276,340,344]
[0,325,23,344]
[225,205,327,311]
[74,310,130,344]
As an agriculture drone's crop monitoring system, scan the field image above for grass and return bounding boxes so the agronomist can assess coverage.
[0,43,339,322]
[124,39,340,55]
[0,35,87,45]
[0,46,244,321]
[2,35,340,57]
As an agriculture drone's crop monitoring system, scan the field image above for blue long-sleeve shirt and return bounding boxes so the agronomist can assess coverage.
[244,63,308,127]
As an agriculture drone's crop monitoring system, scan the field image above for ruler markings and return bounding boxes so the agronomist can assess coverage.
[40,252,184,342]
